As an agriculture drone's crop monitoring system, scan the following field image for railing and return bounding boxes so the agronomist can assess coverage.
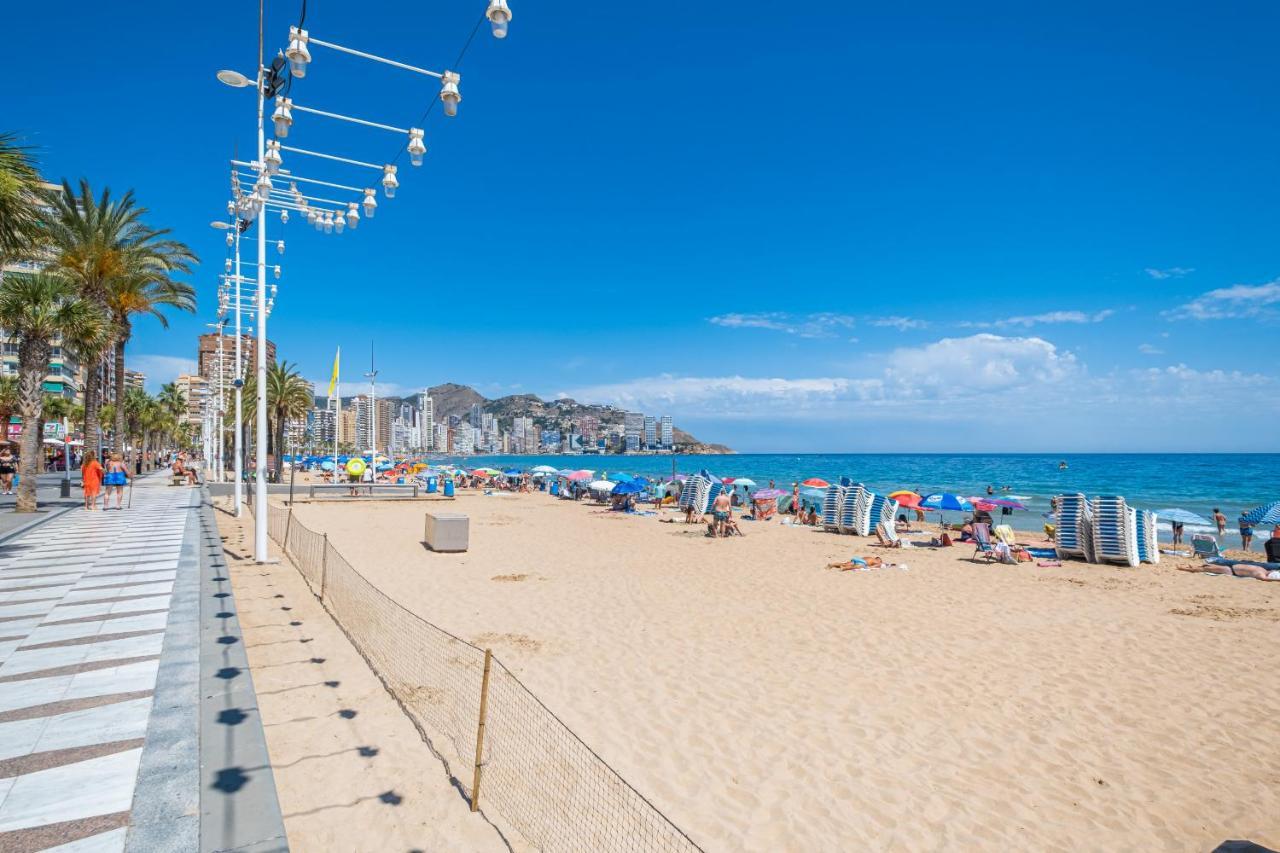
[258,502,701,852]
[306,483,420,499]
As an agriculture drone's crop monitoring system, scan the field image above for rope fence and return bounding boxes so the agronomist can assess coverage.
[257,501,702,852]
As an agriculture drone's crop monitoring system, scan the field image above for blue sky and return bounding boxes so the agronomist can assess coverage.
[5,1,1280,451]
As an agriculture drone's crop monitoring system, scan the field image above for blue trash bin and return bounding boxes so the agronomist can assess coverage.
[550,481,559,496]
[443,479,455,497]
[426,476,438,494]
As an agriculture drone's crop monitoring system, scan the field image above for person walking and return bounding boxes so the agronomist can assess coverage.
[0,447,14,495]
[1213,508,1227,537]
[103,452,129,510]
[1239,513,1254,552]
[81,452,104,511]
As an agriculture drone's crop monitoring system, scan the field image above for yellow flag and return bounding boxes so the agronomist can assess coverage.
[327,347,340,398]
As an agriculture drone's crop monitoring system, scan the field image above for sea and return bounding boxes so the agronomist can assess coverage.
[455,453,1280,546]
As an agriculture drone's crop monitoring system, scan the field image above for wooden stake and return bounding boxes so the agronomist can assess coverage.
[319,533,328,599]
[471,648,493,812]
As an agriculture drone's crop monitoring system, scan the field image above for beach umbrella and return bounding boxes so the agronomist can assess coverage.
[471,469,492,477]
[801,477,829,488]
[890,490,923,508]
[982,497,1027,510]
[921,493,973,512]
[1154,508,1213,527]
[753,488,787,499]
[632,476,651,487]
[503,469,522,477]
[319,460,335,471]
[531,465,558,474]
[1240,501,1280,526]
[612,481,643,495]
[588,479,615,491]
[732,478,757,489]
[609,472,634,482]
[567,470,593,481]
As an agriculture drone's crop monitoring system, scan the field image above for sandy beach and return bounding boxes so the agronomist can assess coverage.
[270,486,1279,850]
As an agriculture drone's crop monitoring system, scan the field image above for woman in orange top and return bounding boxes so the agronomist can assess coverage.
[81,452,104,511]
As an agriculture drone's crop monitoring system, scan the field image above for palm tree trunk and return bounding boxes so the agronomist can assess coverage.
[84,357,101,460]
[113,337,127,463]
[15,340,49,513]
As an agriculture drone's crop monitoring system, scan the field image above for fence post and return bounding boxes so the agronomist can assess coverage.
[283,507,293,553]
[319,533,328,600]
[470,648,493,813]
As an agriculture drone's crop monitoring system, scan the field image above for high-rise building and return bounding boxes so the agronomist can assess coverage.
[419,393,435,450]
[123,370,146,393]
[623,412,644,450]
[660,415,673,449]
[577,415,599,444]
[338,408,357,446]
[311,405,336,444]
[453,425,475,454]
[173,374,210,427]
[352,395,394,452]
[470,402,483,430]
[198,333,276,388]
[433,422,449,454]
[643,416,657,449]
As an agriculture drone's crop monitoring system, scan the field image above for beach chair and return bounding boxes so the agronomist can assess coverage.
[875,522,901,548]
[972,522,995,561]
[1190,535,1221,560]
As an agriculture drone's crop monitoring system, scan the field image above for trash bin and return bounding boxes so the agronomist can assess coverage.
[424,512,468,552]
[426,476,438,494]
[443,479,454,497]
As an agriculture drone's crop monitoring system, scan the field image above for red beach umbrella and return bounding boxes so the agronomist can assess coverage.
[801,477,829,488]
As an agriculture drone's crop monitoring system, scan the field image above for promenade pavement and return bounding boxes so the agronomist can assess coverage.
[0,473,286,851]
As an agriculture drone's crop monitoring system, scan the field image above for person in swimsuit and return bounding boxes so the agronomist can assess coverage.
[1239,515,1254,551]
[104,452,129,510]
[0,449,14,495]
[81,452,104,510]
[712,489,732,537]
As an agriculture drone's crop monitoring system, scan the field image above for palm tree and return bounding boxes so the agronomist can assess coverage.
[43,179,196,458]
[0,273,103,512]
[245,361,312,482]
[106,269,196,465]
[157,382,185,420]
[0,134,46,282]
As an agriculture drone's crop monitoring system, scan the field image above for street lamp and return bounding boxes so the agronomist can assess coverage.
[286,27,311,78]
[486,0,512,39]
[407,128,426,166]
[209,219,245,516]
[439,71,461,117]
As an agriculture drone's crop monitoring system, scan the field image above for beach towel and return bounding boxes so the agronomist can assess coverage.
[1025,548,1057,559]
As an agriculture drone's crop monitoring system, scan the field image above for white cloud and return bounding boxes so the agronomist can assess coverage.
[870,316,927,331]
[984,309,1114,328]
[1145,267,1194,280]
[709,312,857,339]
[884,333,1079,397]
[1166,280,1280,320]
[563,334,1080,415]
[130,354,196,390]
[1138,343,1163,355]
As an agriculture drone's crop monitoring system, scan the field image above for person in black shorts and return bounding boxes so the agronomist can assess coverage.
[0,448,15,495]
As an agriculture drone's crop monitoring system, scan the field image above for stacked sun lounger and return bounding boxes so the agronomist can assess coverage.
[838,483,868,535]
[1054,493,1094,562]
[1091,496,1140,567]
[1134,509,1160,565]
[679,470,723,516]
[868,493,900,537]
[823,478,851,532]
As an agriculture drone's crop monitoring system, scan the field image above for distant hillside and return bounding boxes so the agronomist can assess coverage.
[322,383,732,453]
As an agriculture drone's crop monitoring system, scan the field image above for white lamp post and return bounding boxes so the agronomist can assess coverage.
[210,218,244,516]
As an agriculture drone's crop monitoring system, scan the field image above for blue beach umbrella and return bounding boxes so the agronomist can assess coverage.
[1154,508,1212,527]
[1241,501,1280,526]
[612,481,643,495]
[609,472,634,483]
[503,469,522,477]
[921,493,973,512]
[632,476,651,487]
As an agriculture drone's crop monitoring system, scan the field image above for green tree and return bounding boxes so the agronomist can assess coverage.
[43,179,195,458]
[106,269,196,465]
[0,133,46,282]
[0,273,103,512]
[244,361,312,481]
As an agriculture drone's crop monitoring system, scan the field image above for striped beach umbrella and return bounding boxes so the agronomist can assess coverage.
[1241,501,1280,526]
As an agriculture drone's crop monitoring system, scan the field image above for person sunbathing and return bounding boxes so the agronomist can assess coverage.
[827,555,884,570]
[1178,561,1280,581]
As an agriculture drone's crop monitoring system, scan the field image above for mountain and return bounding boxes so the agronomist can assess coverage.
[319,383,733,453]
